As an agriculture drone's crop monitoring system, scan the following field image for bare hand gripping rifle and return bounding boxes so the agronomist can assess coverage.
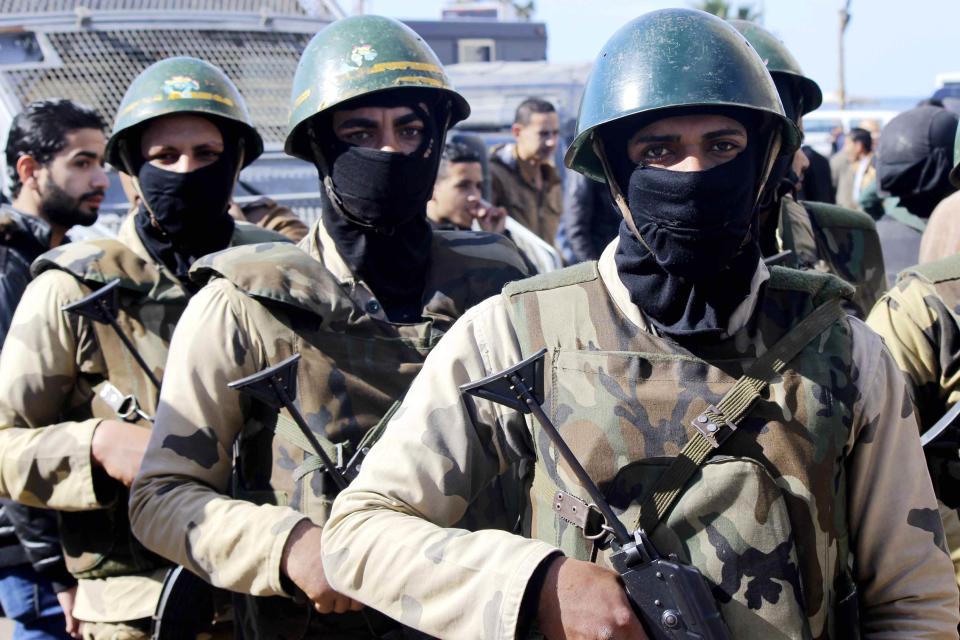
[460,348,731,640]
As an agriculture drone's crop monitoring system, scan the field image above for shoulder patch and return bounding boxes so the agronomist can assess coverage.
[900,254,960,285]
[504,261,598,298]
[801,200,877,231]
[190,242,351,321]
[31,239,155,294]
[767,265,854,305]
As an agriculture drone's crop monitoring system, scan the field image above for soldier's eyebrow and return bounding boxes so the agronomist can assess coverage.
[631,134,680,143]
[393,112,423,127]
[704,129,746,139]
[337,117,379,130]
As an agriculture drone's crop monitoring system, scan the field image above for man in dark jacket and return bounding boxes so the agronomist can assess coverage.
[560,169,620,262]
[1,98,109,639]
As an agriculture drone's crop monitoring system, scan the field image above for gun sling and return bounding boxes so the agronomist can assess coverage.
[552,297,845,537]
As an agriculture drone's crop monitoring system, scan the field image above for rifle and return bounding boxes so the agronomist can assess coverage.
[62,279,162,390]
[460,348,731,640]
[229,353,386,637]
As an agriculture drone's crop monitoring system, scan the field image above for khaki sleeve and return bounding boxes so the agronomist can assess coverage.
[129,279,305,597]
[322,296,559,640]
[243,200,309,243]
[0,270,103,510]
[866,276,960,428]
[846,318,960,637]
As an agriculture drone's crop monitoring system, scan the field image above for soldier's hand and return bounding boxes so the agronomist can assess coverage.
[91,419,150,486]
[537,556,648,640]
[281,519,364,614]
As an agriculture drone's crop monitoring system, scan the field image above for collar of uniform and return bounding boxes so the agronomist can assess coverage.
[302,217,391,321]
[598,237,770,339]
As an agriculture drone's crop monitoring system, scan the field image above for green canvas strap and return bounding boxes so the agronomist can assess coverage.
[274,413,347,471]
[635,297,846,533]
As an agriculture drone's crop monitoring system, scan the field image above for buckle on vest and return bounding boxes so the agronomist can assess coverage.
[691,404,735,448]
[554,491,607,540]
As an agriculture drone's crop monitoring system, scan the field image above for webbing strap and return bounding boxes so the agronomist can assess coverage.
[635,297,845,533]
[273,413,343,468]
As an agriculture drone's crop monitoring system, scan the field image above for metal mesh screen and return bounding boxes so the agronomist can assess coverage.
[3,28,316,147]
[0,1,310,13]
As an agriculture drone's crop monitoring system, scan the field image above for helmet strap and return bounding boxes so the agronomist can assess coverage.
[592,134,651,253]
[119,138,163,233]
[755,129,783,208]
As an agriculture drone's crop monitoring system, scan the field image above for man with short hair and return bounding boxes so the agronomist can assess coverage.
[0,97,109,640]
[0,58,286,639]
[490,97,563,246]
[428,141,560,273]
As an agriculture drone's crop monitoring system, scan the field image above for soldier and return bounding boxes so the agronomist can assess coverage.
[321,9,960,639]
[866,138,960,587]
[731,21,886,318]
[0,57,286,639]
[128,16,528,639]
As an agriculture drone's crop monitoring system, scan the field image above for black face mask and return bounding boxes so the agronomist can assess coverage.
[320,100,442,233]
[614,141,763,342]
[626,145,759,278]
[135,156,236,281]
[329,144,437,230]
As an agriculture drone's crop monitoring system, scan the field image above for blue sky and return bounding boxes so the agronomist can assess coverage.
[366,0,957,100]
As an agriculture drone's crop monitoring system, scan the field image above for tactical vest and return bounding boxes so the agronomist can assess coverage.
[504,263,857,640]
[779,197,885,318]
[31,222,282,580]
[192,230,526,639]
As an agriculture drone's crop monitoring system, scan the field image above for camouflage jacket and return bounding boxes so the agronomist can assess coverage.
[322,241,959,639]
[0,214,284,623]
[128,220,529,638]
[776,195,886,318]
[867,255,960,586]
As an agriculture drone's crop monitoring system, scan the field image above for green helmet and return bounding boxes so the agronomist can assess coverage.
[565,8,800,183]
[952,121,960,188]
[284,15,470,162]
[105,56,263,171]
[730,20,823,118]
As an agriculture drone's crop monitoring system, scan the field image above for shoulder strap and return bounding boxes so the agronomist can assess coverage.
[635,296,846,532]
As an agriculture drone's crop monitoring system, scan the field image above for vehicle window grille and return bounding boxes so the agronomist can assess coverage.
[0,1,309,14]
[4,28,314,147]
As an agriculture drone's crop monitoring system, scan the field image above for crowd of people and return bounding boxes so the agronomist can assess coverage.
[0,6,959,640]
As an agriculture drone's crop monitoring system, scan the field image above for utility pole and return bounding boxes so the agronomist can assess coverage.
[838,0,851,110]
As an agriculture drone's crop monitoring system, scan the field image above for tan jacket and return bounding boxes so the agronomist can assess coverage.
[0,215,284,622]
[489,143,563,247]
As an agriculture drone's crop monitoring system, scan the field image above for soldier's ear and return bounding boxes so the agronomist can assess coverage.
[15,155,40,191]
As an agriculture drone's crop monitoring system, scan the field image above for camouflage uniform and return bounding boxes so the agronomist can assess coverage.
[128,219,528,639]
[322,242,960,638]
[0,214,283,629]
[775,195,886,318]
[867,255,960,586]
